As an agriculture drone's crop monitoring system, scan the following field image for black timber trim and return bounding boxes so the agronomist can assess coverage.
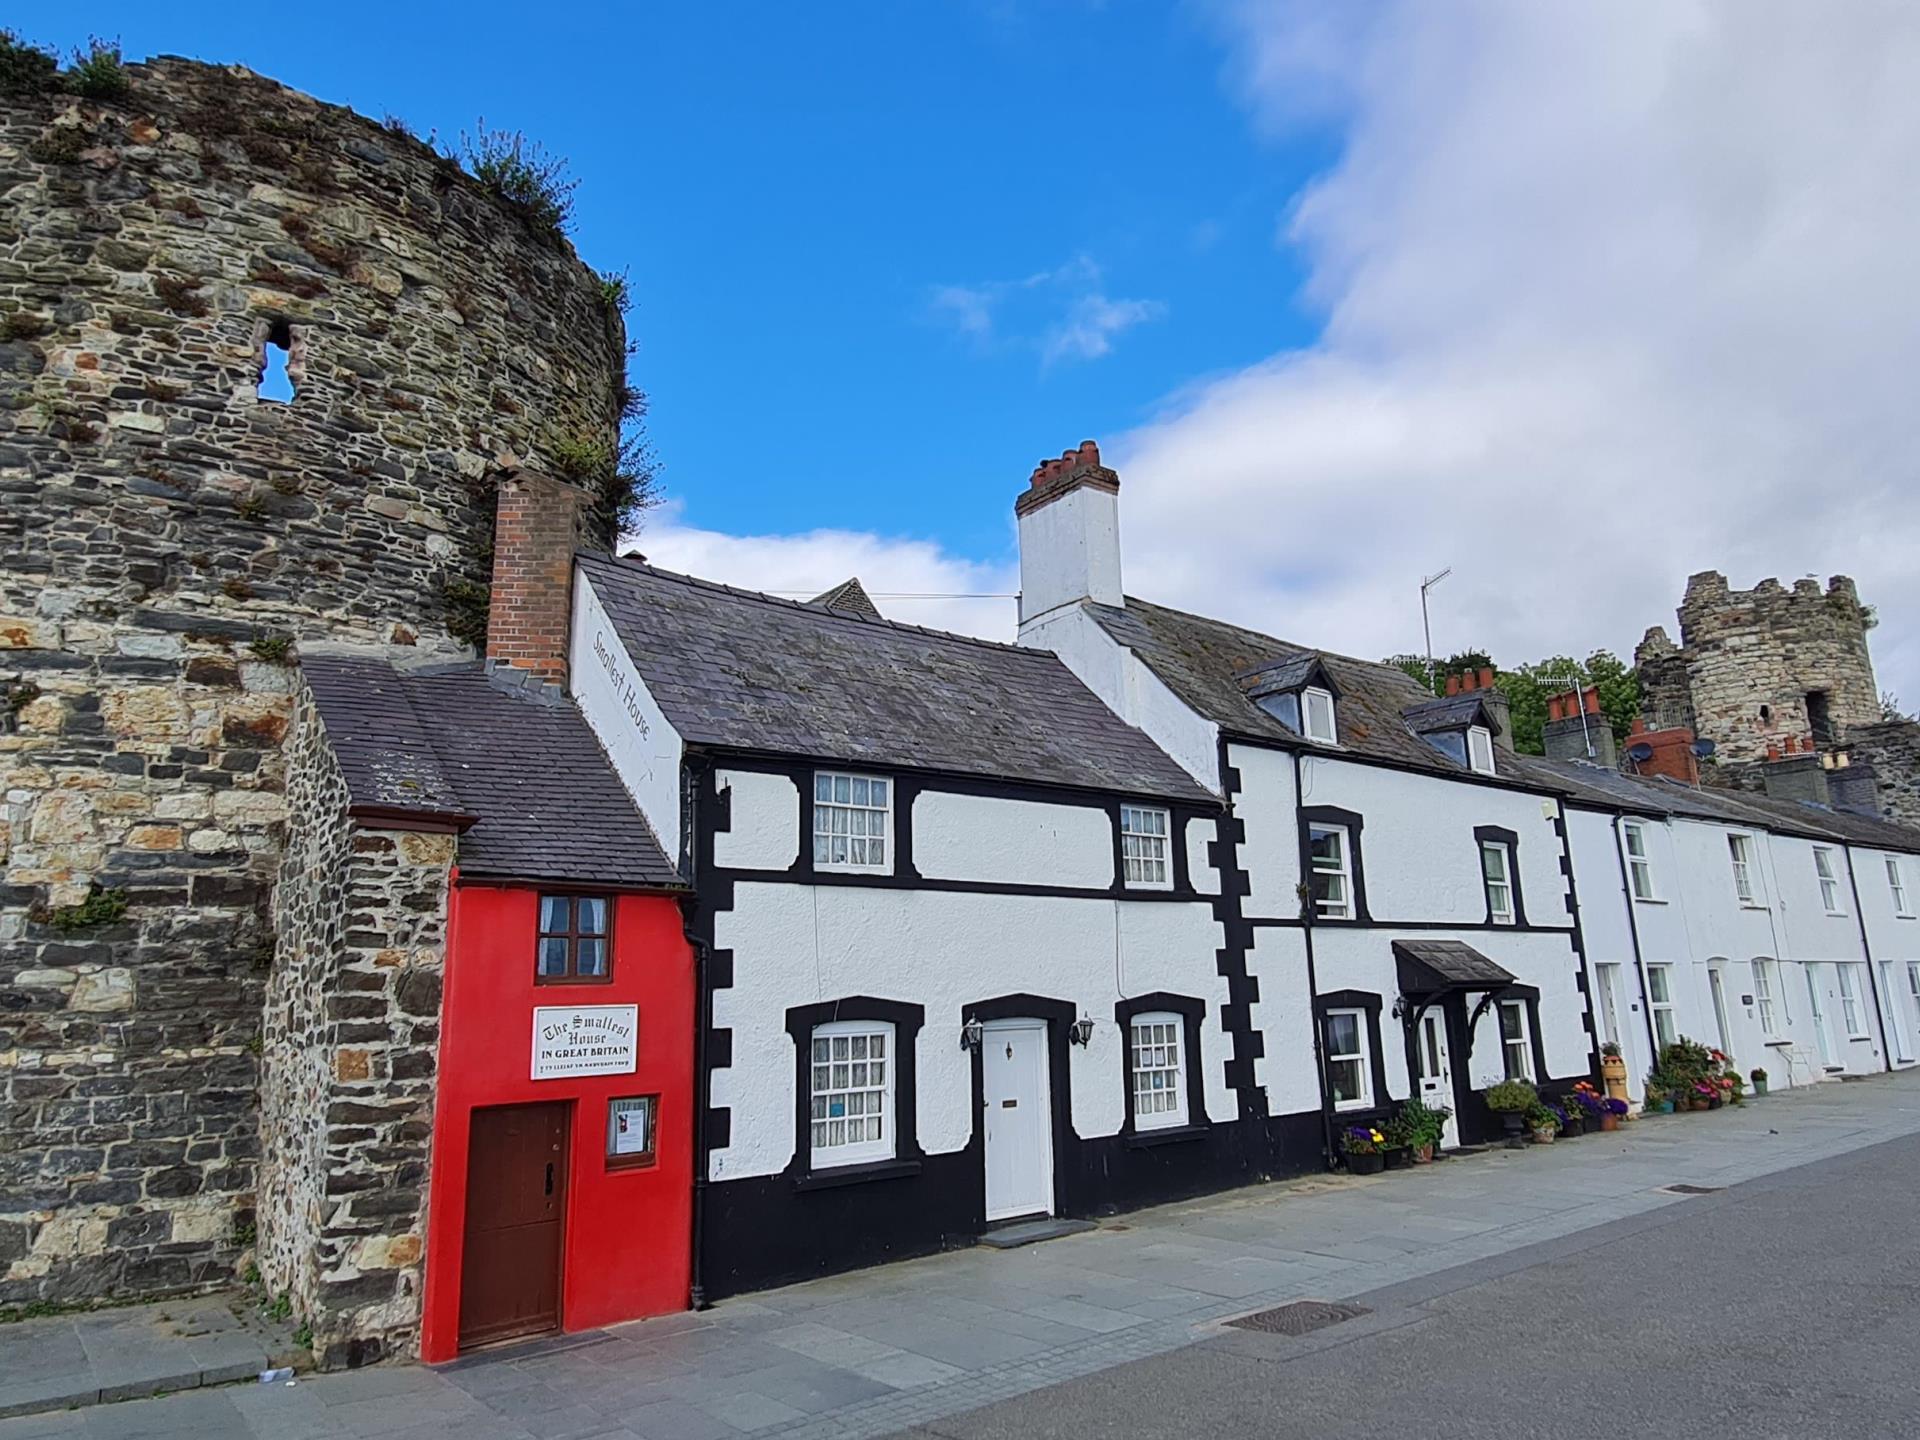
[707,754,1217,903]
[687,759,735,1160]
[1245,916,1572,934]
[1313,988,1391,1121]
[1299,804,1372,924]
[1209,741,1267,1122]
[783,996,927,1186]
[1114,992,1210,1142]
[1472,824,1529,928]
[1482,984,1550,1085]
[1546,800,1601,1080]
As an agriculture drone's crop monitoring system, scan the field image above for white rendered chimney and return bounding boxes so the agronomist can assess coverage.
[1015,440,1122,623]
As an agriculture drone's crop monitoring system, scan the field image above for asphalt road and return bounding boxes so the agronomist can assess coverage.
[903,1132,1920,1440]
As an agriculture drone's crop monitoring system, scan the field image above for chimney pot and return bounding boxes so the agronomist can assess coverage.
[1445,674,1461,696]
[1479,667,1495,690]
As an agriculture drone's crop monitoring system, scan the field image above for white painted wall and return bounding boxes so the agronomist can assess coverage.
[912,792,1113,889]
[1228,744,1300,919]
[707,883,1228,1181]
[714,769,800,871]
[1186,818,1220,896]
[569,571,684,867]
[1291,754,1571,929]
[1016,484,1122,621]
[1017,604,1222,793]
[1851,845,1920,1069]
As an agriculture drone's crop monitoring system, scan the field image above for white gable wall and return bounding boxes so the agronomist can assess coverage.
[570,571,684,865]
[1853,846,1920,1067]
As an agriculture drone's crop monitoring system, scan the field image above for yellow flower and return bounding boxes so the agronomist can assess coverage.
[1369,1128,1384,1143]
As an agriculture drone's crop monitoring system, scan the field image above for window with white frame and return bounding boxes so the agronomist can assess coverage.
[1467,725,1496,776]
[1498,999,1532,1081]
[1129,1013,1186,1128]
[1728,834,1759,905]
[1753,959,1778,1036]
[1322,1009,1372,1109]
[813,772,890,872]
[1837,963,1866,1037]
[1888,856,1914,918]
[1120,805,1172,889]
[809,1020,893,1166]
[1308,824,1353,920]
[1481,841,1515,925]
[1647,963,1678,1050]
[1302,686,1338,745]
[1813,847,1844,915]
[1623,821,1657,901]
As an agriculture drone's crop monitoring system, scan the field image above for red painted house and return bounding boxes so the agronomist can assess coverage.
[295,654,694,1363]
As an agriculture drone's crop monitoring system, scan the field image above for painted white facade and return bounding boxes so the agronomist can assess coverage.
[1016,482,1123,621]
[713,769,800,871]
[1853,847,1920,1068]
[911,792,1113,889]
[704,771,1227,1183]
[570,572,684,862]
[1018,603,1221,792]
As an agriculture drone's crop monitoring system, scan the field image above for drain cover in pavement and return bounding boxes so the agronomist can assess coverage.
[1227,1300,1370,1335]
[1661,1183,1723,1195]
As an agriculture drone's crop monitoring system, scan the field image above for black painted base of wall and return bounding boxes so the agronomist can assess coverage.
[701,1108,1330,1301]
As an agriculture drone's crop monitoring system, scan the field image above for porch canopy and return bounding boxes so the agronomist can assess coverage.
[1393,939,1517,996]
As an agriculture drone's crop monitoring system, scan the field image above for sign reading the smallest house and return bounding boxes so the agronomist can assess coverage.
[531,1005,639,1080]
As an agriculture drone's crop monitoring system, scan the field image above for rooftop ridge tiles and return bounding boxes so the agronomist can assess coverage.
[590,552,1044,660]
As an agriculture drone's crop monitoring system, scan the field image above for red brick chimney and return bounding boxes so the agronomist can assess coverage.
[1624,717,1699,785]
[486,467,604,684]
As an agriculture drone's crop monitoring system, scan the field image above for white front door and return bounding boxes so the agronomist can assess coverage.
[982,1020,1054,1222]
[1596,962,1637,1099]
[1414,1011,1460,1149]
[1806,965,1837,1069]
[1907,963,1920,1062]
[1887,962,1914,1064]
[1708,967,1734,1057]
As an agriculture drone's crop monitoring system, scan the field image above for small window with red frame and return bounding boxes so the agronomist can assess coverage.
[536,894,611,982]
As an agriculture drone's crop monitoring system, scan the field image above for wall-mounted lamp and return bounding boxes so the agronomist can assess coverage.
[1069,1015,1095,1048]
[1390,994,1409,1022]
[960,1017,983,1052]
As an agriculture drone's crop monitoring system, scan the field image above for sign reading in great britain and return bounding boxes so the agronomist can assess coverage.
[531,1005,639,1080]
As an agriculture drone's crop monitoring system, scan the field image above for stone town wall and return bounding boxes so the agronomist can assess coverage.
[1635,572,1879,767]
[260,683,448,1368]
[1,56,622,1306]
[1849,720,1920,828]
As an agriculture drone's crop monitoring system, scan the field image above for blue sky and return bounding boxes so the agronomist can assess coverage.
[50,5,1331,559]
[35,7,1920,701]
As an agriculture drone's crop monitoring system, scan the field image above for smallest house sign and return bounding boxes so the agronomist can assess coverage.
[532,1005,639,1080]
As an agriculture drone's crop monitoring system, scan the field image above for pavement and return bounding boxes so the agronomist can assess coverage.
[0,1292,302,1420]
[903,1124,1920,1439]
[2,1070,1917,1440]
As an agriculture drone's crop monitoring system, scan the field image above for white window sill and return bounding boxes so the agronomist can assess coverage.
[1633,896,1668,905]
[816,865,893,878]
[1134,1113,1190,1133]
[1331,1100,1374,1113]
[1123,880,1174,893]
[1895,913,1917,922]
[1739,902,1769,911]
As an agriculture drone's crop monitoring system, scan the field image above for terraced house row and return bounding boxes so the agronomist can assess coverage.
[253,444,1920,1366]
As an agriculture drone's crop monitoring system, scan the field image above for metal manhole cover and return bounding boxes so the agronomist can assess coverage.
[1661,1183,1723,1195]
[1227,1300,1370,1336]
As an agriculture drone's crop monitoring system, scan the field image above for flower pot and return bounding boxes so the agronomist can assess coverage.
[1600,1112,1620,1132]
[1562,1115,1585,1137]
[1531,1125,1556,1144]
[1708,1096,1723,1110]
[1347,1151,1384,1176]
[1383,1146,1410,1170]
[1601,1055,1627,1081]
[1411,1143,1434,1165]
[1691,1098,1710,1111]
[1500,1111,1527,1147]
[1657,1099,1675,1114]
[1752,1078,1768,1097]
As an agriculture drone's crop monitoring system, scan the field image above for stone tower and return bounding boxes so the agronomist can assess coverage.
[1,57,624,1306]
[1634,571,1880,770]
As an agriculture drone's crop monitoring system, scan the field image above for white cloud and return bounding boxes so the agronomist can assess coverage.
[1106,0,1920,701]
[631,501,1020,641]
[926,254,1162,367]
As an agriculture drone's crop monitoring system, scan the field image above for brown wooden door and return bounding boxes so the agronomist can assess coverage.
[459,1102,568,1349]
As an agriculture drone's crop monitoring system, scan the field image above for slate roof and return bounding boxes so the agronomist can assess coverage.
[302,656,683,889]
[1087,598,1518,781]
[807,578,883,622]
[1393,939,1519,991]
[1402,693,1502,736]
[578,555,1215,805]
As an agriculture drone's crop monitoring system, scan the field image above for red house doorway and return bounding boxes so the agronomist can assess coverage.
[457,1102,570,1350]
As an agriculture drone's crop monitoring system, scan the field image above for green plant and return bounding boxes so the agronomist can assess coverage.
[456,121,577,238]
[249,632,294,665]
[1,31,58,94]
[37,885,129,933]
[1483,1078,1538,1113]
[1600,1040,1621,1059]
[442,577,491,649]
[232,1221,256,1248]
[598,268,631,314]
[1393,1098,1450,1149]
[1339,1124,1385,1155]
[1525,1102,1558,1130]
[2,311,49,341]
[1749,1066,1768,1083]
[26,126,86,165]
[64,36,127,101]
[293,1321,313,1350]
[266,1291,292,1322]
[234,493,268,522]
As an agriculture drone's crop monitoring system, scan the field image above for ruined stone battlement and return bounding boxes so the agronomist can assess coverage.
[1635,570,1880,769]
[1,55,624,1307]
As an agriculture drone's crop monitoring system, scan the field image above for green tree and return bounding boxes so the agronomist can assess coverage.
[1380,648,1641,756]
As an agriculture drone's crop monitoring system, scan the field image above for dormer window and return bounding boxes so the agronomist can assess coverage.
[1302,687,1337,745]
[1466,726,1496,775]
